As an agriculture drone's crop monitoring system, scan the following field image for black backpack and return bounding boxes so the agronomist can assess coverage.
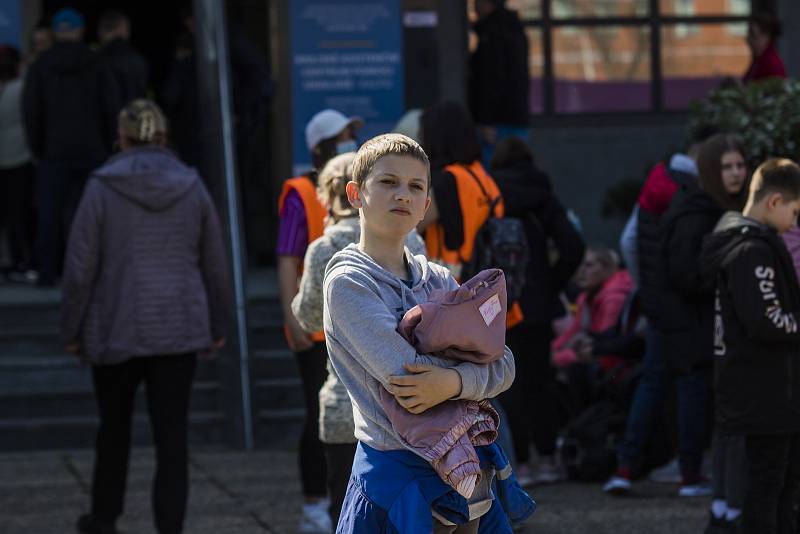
[460,166,530,303]
[557,400,627,481]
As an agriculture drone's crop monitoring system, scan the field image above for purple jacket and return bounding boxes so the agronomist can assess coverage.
[380,269,507,495]
[783,226,800,282]
[61,146,230,365]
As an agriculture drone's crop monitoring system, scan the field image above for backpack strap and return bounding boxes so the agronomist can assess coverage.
[460,164,502,216]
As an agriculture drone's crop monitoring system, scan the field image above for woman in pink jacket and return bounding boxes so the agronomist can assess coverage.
[551,247,642,409]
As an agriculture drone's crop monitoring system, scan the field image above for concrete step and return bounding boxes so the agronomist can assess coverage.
[256,408,305,449]
[251,348,297,377]
[0,354,220,388]
[253,377,304,411]
[0,380,221,419]
[0,411,227,451]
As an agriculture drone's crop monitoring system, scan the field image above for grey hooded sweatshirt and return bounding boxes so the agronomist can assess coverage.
[61,146,230,365]
[292,217,426,444]
[322,243,515,452]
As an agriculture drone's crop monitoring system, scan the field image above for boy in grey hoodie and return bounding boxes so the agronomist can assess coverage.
[323,134,515,533]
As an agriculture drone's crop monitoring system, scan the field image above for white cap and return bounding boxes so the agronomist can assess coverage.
[305,109,364,152]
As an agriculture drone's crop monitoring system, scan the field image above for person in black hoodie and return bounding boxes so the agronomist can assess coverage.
[661,134,748,496]
[469,0,529,162]
[23,8,122,286]
[701,158,800,534]
[604,134,749,496]
[489,136,585,485]
[97,10,149,105]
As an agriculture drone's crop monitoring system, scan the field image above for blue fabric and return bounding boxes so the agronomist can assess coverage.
[480,444,537,525]
[617,326,709,477]
[618,325,667,468]
[52,8,85,30]
[478,125,530,167]
[337,442,535,533]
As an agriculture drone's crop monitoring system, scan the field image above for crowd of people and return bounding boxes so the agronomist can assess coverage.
[275,5,796,534]
[0,2,797,534]
[0,6,268,287]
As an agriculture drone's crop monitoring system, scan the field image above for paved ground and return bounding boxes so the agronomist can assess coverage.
[1,447,710,534]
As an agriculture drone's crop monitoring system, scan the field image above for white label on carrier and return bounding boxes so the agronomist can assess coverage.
[479,294,502,326]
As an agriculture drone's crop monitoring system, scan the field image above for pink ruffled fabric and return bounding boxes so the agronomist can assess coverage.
[383,269,507,494]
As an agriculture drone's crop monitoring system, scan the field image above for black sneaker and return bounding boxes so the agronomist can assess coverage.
[76,514,118,534]
[704,512,742,534]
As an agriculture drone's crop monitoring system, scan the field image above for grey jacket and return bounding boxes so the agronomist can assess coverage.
[322,243,515,452]
[61,146,230,365]
[292,217,425,444]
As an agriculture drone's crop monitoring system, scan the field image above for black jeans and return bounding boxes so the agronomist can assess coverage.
[0,163,35,269]
[498,323,558,461]
[296,341,329,497]
[742,434,800,534]
[324,442,357,528]
[35,160,98,284]
[91,354,197,534]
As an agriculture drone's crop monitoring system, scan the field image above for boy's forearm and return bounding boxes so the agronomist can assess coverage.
[453,345,515,400]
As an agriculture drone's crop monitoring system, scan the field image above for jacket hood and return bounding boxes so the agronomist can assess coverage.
[326,243,433,294]
[701,211,771,276]
[491,161,552,215]
[662,186,721,229]
[638,156,697,215]
[93,146,200,211]
[325,217,361,250]
[43,41,97,74]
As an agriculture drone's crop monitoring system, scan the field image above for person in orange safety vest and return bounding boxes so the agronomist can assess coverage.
[276,109,362,533]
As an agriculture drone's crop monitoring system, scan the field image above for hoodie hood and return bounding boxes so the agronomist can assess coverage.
[325,217,361,251]
[669,153,698,178]
[701,211,771,277]
[93,146,200,211]
[326,243,434,295]
[491,161,553,217]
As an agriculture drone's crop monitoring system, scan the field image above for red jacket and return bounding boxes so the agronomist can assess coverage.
[743,42,786,83]
[638,162,678,216]
[552,270,635,370]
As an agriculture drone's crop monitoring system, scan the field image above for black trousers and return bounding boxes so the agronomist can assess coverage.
[742,434,800,534]
[91,354,197,534]
[324,442,357,528]
[498,323,558,461]
[296,341,329,497]
[0,163,35,269]
[35,160,98,284]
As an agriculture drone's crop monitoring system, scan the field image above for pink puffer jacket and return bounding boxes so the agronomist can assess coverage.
[379,269,507,497]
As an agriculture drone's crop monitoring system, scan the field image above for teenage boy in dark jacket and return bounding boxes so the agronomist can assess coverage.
[701,158,800,534]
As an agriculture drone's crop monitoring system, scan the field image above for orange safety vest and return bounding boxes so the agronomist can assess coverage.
[424,161,524,330]
[278,175,327,342]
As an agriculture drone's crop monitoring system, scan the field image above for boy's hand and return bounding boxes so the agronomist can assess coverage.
[387,363,462,414]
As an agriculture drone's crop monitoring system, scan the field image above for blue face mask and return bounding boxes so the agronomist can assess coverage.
[336,140,358,154]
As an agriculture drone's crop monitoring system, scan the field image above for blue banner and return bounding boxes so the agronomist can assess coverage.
[0,0,21,48]
[290,0,404,174]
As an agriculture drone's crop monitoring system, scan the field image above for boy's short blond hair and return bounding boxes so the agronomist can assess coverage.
[350,133,430,192]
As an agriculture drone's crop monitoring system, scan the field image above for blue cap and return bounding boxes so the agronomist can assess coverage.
[52,8,85,31]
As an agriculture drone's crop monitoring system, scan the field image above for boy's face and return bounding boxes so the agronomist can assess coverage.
[347,154,430,239]
[765,193,800,234]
